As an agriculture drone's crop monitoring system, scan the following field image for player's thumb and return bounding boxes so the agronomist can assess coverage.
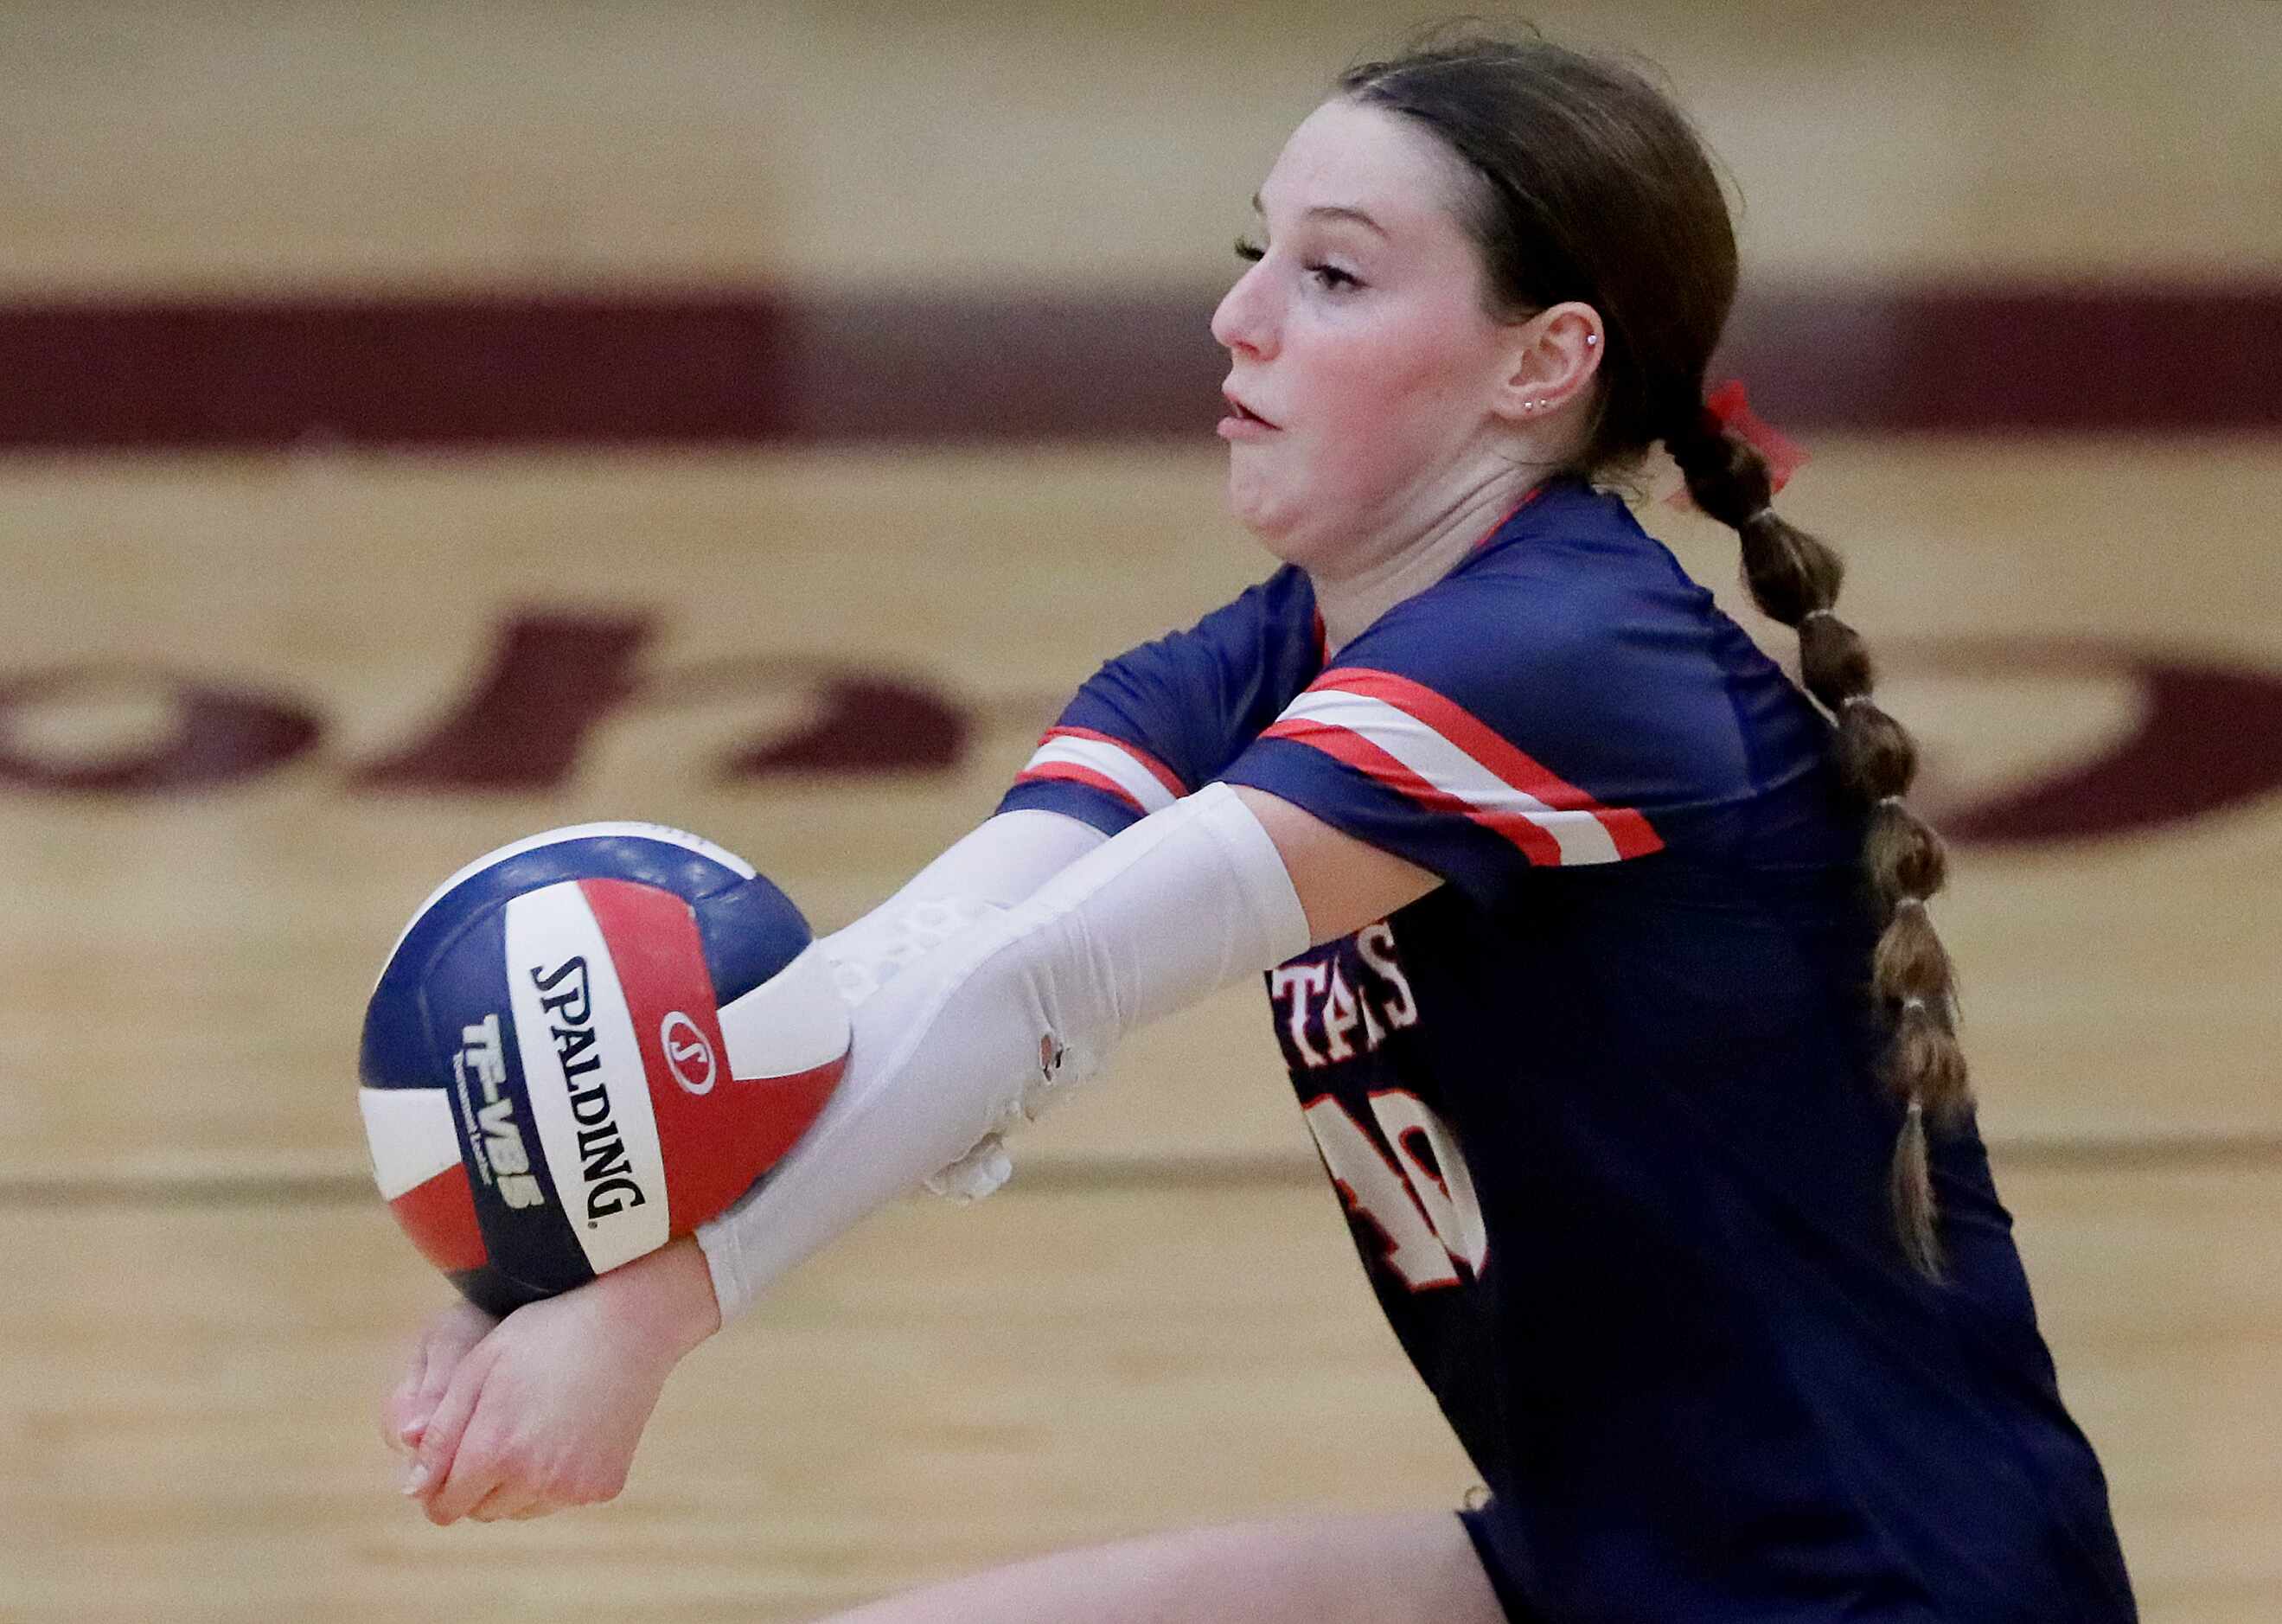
[396,1300,499,1455]
[402,1337,492,1499]
[382,1338,431,1455]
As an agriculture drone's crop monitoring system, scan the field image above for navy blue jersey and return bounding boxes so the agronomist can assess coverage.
[1000,479,2134,1622]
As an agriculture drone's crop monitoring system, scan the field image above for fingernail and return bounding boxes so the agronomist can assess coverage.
[400,1413,429,1444]
[401,1462,431,1498]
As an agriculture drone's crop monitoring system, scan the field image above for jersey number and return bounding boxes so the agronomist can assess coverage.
[1303,1091,1487,1291]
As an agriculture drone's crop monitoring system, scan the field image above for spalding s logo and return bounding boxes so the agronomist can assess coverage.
[660,1011,715,1095]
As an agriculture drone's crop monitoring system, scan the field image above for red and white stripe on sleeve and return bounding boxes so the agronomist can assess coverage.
[1260,667,1662,866]
[1014,726,1186,816]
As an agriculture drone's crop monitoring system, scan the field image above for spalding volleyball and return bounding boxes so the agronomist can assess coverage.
[358,822,847,1314]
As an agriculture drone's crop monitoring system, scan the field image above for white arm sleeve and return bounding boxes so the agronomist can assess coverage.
[815,809,1106,1008]
[840,807,1107,916]
[695,783,1308,1323]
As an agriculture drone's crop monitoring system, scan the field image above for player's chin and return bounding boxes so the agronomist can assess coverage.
[1224,489,1299,556]
[1237,521,1329,574]
[1224,464,1301,535]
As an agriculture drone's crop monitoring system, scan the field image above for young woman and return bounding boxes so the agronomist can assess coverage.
[381,34,2136,1622]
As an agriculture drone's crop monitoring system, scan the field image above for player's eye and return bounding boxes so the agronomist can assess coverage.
[1234,238,1362,293]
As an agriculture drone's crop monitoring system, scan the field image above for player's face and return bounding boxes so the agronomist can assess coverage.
[1211,97,1525,568]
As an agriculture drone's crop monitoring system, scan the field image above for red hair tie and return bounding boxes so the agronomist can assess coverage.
[1703,379,1807,494]
[1666,380,1808,509]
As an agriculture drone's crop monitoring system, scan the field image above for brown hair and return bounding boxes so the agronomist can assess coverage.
[1340,30,1969,1275]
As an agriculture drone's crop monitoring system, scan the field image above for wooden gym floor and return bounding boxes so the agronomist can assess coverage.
[1,4,2277,1620]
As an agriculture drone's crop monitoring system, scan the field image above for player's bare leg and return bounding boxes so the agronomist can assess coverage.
[820,1509,1506,1623]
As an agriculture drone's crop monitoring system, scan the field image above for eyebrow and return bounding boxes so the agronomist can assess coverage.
[1250,193,1390,238]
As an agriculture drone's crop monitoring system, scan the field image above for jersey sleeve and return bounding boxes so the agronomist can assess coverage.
[1217,565,1761,911]
[998,566,1321,837]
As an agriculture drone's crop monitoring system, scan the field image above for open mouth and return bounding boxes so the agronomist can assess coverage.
[1223,393,1276,428]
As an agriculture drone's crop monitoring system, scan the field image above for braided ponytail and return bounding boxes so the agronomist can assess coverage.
[1667,407,1970,1276]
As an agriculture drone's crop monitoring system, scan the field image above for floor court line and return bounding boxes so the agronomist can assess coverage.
[6,1135,2280,1210]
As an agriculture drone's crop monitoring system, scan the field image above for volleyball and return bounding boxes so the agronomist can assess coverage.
[357,822,849,1314]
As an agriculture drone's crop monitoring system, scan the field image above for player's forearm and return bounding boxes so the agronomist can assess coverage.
[696,783,1307,1322]
[818,809,1107,971]
[888,808,1111,910]
[589,1234,721,1359]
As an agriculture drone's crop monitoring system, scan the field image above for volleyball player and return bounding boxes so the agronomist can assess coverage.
[381,34,2136,1621]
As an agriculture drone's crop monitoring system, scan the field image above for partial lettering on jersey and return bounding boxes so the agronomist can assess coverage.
[1273,919,1489,1292]
[1268,921,1417,1070]
[1304,1090,1487,1291]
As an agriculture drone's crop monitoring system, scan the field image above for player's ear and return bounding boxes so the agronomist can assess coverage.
[1488,301,1604,427]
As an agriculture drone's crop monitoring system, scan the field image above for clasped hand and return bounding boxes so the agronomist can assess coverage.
[379,1236,719,1525]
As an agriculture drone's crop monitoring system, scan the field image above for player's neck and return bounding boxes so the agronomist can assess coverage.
[1309,475,1542,658]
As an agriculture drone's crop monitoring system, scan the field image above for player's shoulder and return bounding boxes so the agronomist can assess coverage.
[1463,479,1697,611]
[1363,481,1709,681]
[1106,562,1320,714]
[1176,561,1319,652]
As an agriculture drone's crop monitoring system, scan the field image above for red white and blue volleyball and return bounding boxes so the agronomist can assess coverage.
[357,822,848,1314]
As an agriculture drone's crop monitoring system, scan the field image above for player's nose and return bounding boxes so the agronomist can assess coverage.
[1211,263,1276,360]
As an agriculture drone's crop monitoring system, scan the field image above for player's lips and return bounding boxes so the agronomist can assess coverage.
[1218,387,1279,440]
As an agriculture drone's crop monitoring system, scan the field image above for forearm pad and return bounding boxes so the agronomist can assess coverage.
[696,783,1308,1322]
[815,809,1108,1007]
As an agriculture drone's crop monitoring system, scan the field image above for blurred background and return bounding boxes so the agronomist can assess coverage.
[1,3,2276,1619]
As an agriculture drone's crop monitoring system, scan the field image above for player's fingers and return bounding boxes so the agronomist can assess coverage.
[381,1337,431,1455]
[419,1441,506,1527]
[418,1403,522,1528]
[400,1339,452,1451]
[465,1482,537,1524]
[389,1300,495,1459]
[412,1301,495,1417]
[404,1337,492,1503]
